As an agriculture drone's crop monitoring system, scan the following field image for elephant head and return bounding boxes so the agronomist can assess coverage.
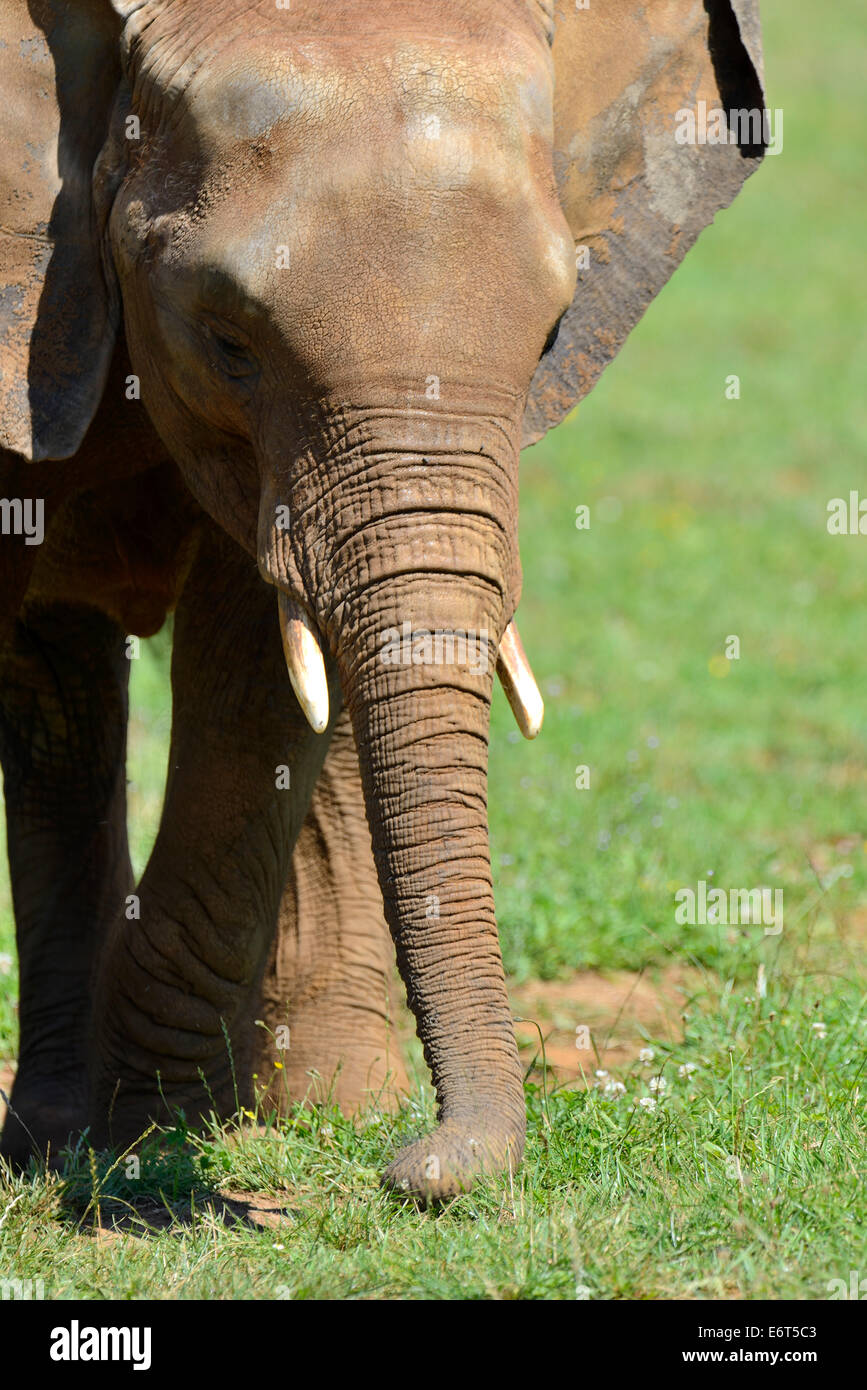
[0,0,764,1197]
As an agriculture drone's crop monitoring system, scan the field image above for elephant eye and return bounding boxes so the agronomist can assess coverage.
[203,319,258,378]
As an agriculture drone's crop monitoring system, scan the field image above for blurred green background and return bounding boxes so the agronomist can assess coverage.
[1,0,865,1042]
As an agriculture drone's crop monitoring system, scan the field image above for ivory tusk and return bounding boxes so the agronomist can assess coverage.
[277,592,329,734]
[496,621,544,739]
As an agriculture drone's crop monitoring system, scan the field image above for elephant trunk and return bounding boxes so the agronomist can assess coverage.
[261,398,530,1197]
[339,576,525,1199]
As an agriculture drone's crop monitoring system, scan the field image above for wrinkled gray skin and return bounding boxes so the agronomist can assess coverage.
[0,0,764,1198]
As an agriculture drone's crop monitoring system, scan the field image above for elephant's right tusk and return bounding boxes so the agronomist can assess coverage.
[277,592,329,734]
[496,621,544,739]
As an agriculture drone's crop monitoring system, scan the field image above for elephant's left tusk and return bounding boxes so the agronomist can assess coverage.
[496,621,544,739]
[277,592,329,734]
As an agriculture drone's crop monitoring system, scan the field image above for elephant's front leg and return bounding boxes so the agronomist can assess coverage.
[89,526,334,1147]
[0,603,131,1166]
[254,707,408,1113]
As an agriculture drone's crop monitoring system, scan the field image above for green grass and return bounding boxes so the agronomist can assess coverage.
[1,0,865,1299]
[1,965,863,1299]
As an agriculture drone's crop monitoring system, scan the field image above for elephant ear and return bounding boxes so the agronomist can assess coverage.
[523,0,766,446]
[0,0,123,461]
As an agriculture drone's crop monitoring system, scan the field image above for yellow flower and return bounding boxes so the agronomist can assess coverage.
[274,1061,284,1070]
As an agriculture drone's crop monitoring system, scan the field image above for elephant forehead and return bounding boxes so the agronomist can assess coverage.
[183,51,342,143]
[170,44,560,266]
[181,34,553,154]
[186,127,566,315]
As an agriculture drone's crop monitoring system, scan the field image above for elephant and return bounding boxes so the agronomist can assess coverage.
[0,0,765,1199]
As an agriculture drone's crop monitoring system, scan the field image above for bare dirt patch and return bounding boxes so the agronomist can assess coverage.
[510,966,702,1082]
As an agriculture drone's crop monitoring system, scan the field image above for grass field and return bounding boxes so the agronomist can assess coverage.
[1,0,865,1299]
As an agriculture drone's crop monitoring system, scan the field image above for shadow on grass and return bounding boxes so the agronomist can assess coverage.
[36,1115,300,1238]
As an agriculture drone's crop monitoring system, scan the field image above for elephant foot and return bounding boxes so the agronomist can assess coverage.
[381,1112,526,1203]
[0,1078,86,1170]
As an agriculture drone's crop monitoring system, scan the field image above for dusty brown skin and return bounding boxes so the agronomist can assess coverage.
[0,0,763,1198]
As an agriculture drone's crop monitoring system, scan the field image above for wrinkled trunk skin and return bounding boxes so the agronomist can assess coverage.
[342,594,525,1198]
[262,395,526,1198]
